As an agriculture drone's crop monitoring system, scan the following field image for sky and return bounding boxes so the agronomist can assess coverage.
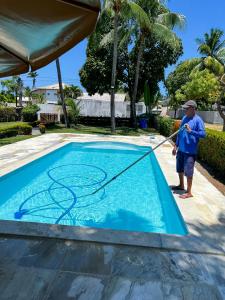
[3,0,225,92]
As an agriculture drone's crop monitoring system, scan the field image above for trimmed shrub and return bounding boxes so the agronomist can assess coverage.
[153,116,174,137]
[198,129,225,177]
[15,123,32,135]
[0,123,32,138]
[22,104,39,122]
[39,123,46,134]
[0,128,18,138]
[0,106,17,122]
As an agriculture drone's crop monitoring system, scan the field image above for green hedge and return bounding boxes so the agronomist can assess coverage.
[22,104,39,122]
[198,129,225,177]
[0,123,32,138]
[153,116,174,137]
[0,106,17,122]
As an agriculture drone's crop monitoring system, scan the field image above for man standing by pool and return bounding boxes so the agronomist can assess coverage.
[172,100,206,199]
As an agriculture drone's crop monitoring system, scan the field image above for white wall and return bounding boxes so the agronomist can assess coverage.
[167,109,223,124]
[37,100,146,120]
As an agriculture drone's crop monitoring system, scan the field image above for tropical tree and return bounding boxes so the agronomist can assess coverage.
[103,0,156,132]
[66,98,80,125]
[32,93,46,104]
[130,0,185,127]
[196,28,225,130]
[24,86,33,102]
[63,85,83,99]
[27,71,38,89]
[144,80,160,114]
[56,58,69,128]
[196,28,225,65]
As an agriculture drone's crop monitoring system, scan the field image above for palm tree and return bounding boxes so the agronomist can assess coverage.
[64,85,83,99]
[56,58,70,128]
[24,87,33,102]
[103,0,151,132]
[130,0,185,127]
[196,28,225,65]
[196,29,225,131]
[27,71,38,89]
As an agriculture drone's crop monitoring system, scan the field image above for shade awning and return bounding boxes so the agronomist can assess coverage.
[0,0,100,77]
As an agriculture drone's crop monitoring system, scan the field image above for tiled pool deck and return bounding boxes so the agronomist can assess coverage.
[0,133,225,299]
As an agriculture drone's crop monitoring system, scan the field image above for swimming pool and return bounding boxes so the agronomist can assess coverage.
[0,142,187,235]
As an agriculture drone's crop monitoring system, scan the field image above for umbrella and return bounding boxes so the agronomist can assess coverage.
[0,0,100,78]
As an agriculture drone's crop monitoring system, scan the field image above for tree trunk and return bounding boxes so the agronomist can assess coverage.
[217,100,225,132]
[110,13,119,134]
[56,58,70,128]
[131,34,145,129]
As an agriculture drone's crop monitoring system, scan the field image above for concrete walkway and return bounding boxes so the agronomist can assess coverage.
[0,133,225,299]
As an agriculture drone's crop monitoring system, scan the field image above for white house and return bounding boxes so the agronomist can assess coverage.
[76,93,145,118]
[32,83,69,104]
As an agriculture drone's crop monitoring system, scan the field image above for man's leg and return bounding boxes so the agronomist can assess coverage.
[179,154,195,199]
[172,151,185,190]
[178,172,184,189]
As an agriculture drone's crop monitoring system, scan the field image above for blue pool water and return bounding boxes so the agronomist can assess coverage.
[0,142,187,235]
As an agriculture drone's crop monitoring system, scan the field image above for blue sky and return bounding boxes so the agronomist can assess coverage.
[6,0,225,91]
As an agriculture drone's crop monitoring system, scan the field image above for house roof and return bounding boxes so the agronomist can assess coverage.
[77,93,127,102]
[33,83,70,91]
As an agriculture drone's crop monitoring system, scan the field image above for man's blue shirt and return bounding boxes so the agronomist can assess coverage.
[176,114,206,155]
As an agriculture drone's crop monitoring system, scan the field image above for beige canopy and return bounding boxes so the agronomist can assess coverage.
[0,0,100,77]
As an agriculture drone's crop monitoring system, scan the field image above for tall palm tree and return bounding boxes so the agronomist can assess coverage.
[103,0,151,132]
[131,0,185,127]
[196,29,225,131]
[27,71,38,89]
[56,58,70,128]
[196,28,225,65]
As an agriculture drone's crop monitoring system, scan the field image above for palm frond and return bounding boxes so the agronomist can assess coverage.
[128,2,151,31]
[217,47,225,64]
[157,12,186,30]
[99,29,114,47]
[152,23,178,46]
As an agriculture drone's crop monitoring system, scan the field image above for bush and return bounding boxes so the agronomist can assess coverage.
[153,116,174,137]
[198,129,225,177]
[15,123,32,135]
[0,123,32,138]
[0,128,18,138]
[22,104,39,122]
[39,123,46,134]
[0,106,17,122]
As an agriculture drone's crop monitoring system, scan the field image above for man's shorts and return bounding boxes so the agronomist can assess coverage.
[176,151,196,177]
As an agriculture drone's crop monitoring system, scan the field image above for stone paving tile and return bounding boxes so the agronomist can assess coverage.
[162,282,222,300]
[60,241,113,275]
[0,266,56,300]
[18,239,67,271]
[111,246,161,281]
[159,251,214,284]
[45,272,108,300]
[0,237,35,267]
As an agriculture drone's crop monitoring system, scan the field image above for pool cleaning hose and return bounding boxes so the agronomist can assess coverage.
[92,126,184,196]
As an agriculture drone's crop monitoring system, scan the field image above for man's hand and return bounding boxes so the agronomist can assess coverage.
[172,145,177,156]
[185,124,192,133]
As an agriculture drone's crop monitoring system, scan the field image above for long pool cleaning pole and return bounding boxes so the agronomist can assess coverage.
[92,126,185,196]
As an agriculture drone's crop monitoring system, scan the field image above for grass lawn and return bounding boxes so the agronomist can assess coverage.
[205,123,223,131]
[46,124,158,136]
[0,135,34,147]
[0,121,29,128]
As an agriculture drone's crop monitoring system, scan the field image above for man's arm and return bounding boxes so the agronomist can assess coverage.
[190,119,206,138]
